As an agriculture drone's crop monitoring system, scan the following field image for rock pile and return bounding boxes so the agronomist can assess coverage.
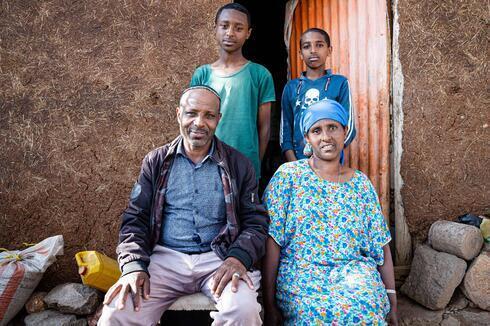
[400,220,489,325]
[23,283,103,326]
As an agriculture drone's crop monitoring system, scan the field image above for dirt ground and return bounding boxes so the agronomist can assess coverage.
[397,0,489,241]
[0,0,227,287]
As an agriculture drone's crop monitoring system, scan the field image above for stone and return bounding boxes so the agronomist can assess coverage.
[468,301,478,309]
[87,303,103,326]
[441,315,460,326]
[24,310,87,326]
[483,242,490,252]
[445,309,490,326]
[401,245,467,310]
[447,289,469,311]
[44,283,101,315]
[25,291,47,314]
[460,252,490,311]
[397,294,444,325]
[429,220,483,260]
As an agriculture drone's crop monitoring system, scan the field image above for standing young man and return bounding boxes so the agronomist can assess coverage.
[190,3,275,178]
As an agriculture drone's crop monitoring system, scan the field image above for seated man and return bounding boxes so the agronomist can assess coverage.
[98,86,268,326]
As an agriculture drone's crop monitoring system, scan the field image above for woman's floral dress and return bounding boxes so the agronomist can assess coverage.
[263,160,391,325]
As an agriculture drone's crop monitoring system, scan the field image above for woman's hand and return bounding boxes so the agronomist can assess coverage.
[378,245,398,325]
[387,308,398,325]
[264,304,283,326]
[386,292,398,326]
[262,237,282,325]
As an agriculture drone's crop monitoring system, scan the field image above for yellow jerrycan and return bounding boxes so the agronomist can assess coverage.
[75,251,121,292]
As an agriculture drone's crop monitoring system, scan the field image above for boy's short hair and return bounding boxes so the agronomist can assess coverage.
[215,3,252,28]
[300,28,331,47]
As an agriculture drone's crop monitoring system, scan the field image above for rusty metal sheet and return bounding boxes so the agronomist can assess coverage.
[286,0,391,220]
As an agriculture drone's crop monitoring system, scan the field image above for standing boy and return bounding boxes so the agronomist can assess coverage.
[280,28,356,162]
[190,3,275,178]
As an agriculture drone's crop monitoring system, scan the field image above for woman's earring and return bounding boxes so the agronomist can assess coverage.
[303,142,313,157]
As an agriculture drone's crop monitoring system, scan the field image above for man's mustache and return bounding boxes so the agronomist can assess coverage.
[190,127,208,134]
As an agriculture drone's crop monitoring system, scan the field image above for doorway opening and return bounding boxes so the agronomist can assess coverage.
[235,0,288,188]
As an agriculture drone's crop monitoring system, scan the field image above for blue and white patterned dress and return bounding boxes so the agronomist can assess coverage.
[263,160,391,325]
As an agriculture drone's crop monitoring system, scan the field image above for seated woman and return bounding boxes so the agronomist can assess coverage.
[262,99,398,325]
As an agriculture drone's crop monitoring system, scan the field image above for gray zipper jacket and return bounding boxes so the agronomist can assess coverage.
[117,136,269,276]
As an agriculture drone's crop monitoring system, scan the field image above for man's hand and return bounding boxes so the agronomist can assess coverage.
[210,257,253,297]
[103,271,150,312]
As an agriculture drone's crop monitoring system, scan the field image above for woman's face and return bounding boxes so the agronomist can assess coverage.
[305,119,346,161]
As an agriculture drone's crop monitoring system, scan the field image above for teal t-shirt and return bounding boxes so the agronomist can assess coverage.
[190,61,275,177]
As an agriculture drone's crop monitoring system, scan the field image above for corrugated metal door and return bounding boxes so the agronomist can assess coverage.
[285,0,390,220]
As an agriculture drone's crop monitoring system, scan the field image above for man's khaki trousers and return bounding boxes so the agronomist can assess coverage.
[98,245,262,326]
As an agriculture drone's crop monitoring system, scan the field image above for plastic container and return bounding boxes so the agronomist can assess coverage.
[75,251,121,292]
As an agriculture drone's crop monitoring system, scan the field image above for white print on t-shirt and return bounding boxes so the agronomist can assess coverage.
[302,88,320,110]
[296,88,329,111]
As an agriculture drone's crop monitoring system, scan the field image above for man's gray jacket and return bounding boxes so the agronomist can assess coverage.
[117,135,269,276]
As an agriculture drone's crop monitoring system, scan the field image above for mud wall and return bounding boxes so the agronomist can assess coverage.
[0,0,227,286]
[397,0,489,241]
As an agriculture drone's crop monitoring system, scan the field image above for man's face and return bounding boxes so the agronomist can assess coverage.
[300,31,332,70]
[177,89,221,151]
[215,9,251,53]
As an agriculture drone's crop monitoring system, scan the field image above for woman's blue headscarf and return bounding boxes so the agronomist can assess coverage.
[301,99,348,135]
[301,99,349,163]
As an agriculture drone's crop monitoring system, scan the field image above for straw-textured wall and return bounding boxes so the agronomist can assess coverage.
[0,0,227,286]
[398,0,489,240]
[1,0,488,285]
